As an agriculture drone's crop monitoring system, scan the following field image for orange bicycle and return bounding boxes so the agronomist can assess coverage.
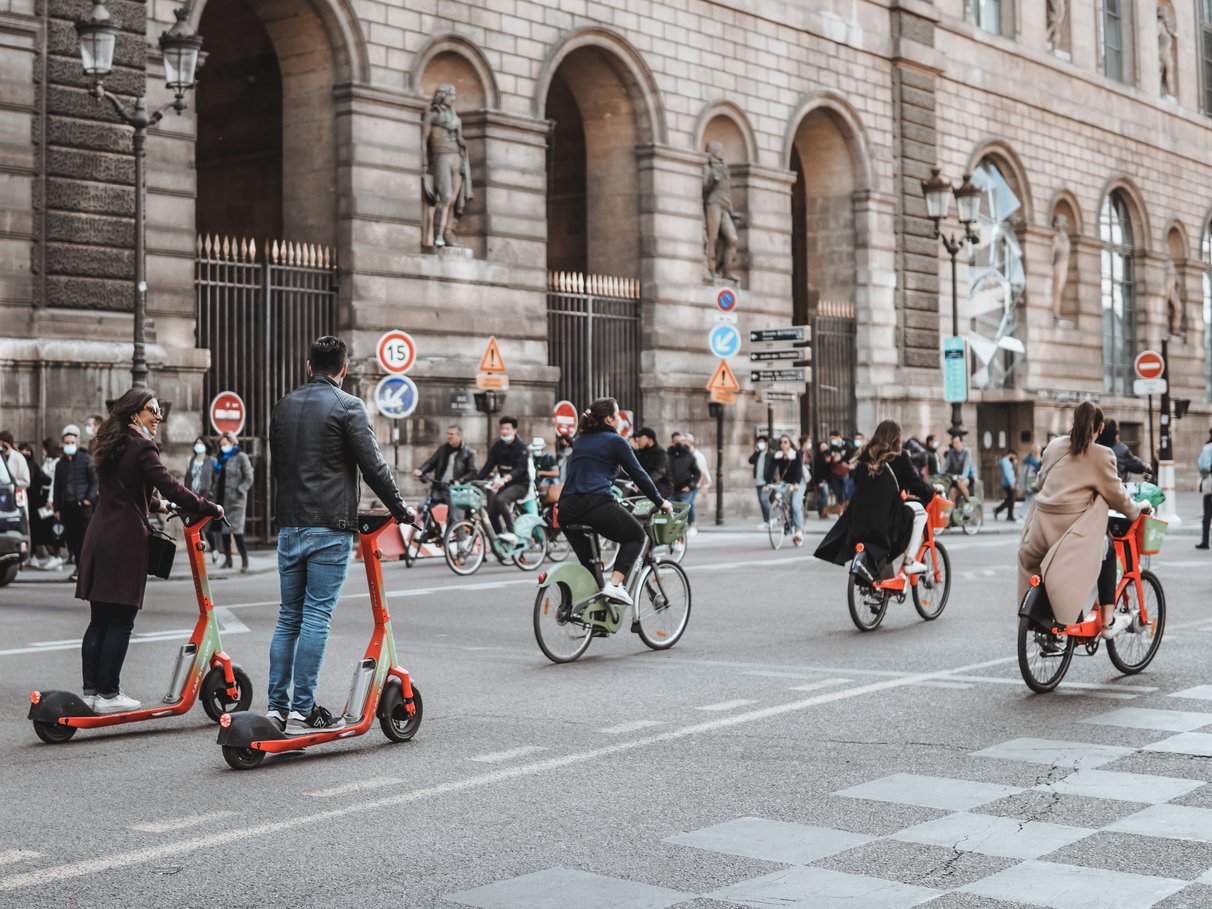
[846,495,951,631]
[1017,507,1167,692]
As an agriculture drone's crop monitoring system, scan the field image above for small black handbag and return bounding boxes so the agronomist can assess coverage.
[117,475,176,580]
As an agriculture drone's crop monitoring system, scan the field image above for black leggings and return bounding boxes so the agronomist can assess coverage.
[1097,533,1118,606]
[489,483,528,534]
[560,493,646,580]
[81,601,139,697]
[222,532,247,556]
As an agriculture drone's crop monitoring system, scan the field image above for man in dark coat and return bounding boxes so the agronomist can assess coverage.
[633,428,672,498]
[476,416,530,541]
[414,424,477,528]
[53,427,98,581]
[667,435,700,500]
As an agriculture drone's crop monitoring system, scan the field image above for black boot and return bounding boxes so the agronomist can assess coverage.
[223,553,233,569]
[240,552,249,573]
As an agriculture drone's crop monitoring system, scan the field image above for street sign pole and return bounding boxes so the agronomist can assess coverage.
[1158,338,1179,522]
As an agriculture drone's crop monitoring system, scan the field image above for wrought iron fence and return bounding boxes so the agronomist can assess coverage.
[811,299,857,441]
[195,235,339,540]
[546,271,642,412]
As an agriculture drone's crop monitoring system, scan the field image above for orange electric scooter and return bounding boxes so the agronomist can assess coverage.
[216,512,422,769]
[28,510,253,742]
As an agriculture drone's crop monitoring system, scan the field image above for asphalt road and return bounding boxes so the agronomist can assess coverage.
[2,520,1212,909]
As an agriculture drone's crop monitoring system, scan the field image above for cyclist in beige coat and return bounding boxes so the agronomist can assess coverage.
[1017,402,1149,635]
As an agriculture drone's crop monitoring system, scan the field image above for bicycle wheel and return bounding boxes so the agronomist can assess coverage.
[912,542,952,620]
[443,519,485,576]
[768,503,786,550]
[513,525,547,572]
[663,534,687,563]
[546,528,570,562]
[847,574,889,631]
[1017,616,1074,692]
[961,502,983,535]
[1107,570,1166,674]
[533,582,593,663]
[634,560,691,650]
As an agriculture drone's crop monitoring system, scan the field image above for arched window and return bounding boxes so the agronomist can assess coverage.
[1203,222,1212,398]
[1100,192,1136,394]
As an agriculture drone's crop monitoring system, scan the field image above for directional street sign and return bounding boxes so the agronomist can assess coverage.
[1134,350,1165,381]
[708,324,742,359]
[1134,377,1168,396]
[760,389,799,403]
[716,287,738,312]
[375,375,418,419]
[750,349,803,363]
[706,359,741,395]
[751,368,806,383]
[750,326,809,345]
[377,329,416,374]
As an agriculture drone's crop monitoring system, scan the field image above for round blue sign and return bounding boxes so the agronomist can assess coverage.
[716,288,737,312]
[375,375,418,419]
[708,324,742,359]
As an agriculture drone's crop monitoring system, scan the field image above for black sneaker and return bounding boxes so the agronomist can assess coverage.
[285,704,345,735]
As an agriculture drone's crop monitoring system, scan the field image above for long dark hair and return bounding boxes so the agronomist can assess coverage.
[1069,401,1104,456]
[91,387,157,473]
[578,397,618,434]
[860,419,902,476]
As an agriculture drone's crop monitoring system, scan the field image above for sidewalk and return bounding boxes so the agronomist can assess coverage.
[18,550,279,585]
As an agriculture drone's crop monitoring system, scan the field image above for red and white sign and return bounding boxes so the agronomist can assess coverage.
[209,391,246,436]
[377,330,417,374]
[553,400,578,437]
[1134,350,1164,381]
[618,409,634,439]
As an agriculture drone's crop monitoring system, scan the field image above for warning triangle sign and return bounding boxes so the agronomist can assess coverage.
[479,336,506,373]
[706,359,741,394]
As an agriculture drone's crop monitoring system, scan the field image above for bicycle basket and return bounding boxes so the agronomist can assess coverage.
[650,502,690,545]
[1139,515,1167,555]
[932,497,952,530]
[449,484,485,510]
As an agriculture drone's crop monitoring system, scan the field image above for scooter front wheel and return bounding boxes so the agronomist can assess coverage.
[33,721,77,744]
[379,683,423,742]
[200,665,253,723]
[222,745,266,770]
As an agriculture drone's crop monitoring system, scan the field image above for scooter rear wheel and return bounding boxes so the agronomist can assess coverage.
[200,665,253,723]
[33,720,77,744]
[222,745,266,770]
[379,683,423,742]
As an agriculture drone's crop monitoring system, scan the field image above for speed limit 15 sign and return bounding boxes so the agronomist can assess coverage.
[377,330,417,374]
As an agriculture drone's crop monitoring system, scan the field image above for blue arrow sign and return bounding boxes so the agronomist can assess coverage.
[709,324,742,359]
[375,375,419,419]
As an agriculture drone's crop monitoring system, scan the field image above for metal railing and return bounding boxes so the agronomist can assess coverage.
[546,271,641,412]
[811,299,857,441]
[195,234,339,540]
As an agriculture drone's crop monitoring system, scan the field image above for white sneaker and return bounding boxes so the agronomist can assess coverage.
[1102,612,1134,639]
[792,531,804,545]
[497,532,518,545]
[81,693,96,711]
[600,582,633,606]
[902,560,929,575]
[687,527,698,538]
[44,556,64,571]
[757,522,770,530]
[94,692,141,713]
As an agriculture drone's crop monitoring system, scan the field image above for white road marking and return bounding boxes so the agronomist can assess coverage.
[0,653,1020,892]
[2,611,252,658]
[0,852,41,867]
[907,680,974,689]
[949,675,1157,693]
[788,678,851,693]
[214,607,249,634]
[598,720,663,734]
[470,745,547,763]
[306,777,403,798]
[695,699,755,712]
[132,811,236,834]
[1056,689,1139,700]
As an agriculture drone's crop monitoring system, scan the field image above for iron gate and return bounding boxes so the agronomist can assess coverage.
[811,300,857,441]
[547,272,642,412]
[195,235,339,540]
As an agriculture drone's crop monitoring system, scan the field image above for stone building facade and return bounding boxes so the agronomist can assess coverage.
[3,0,1212,528]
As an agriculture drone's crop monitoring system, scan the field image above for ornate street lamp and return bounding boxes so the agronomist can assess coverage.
[75,3,203,388]
[920,167,981,435]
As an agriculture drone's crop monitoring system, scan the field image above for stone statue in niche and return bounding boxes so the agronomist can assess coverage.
[422,83,474,249]
[1163,259,1187,337]
[702,141,740,282]
[1050,214,1072,322]
[1158,2,1178,97]
[1046,0,1067,50]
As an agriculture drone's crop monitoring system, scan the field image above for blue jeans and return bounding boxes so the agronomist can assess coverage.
[755,484,771,522]
[673,488,698,525]
[268,527,354,715]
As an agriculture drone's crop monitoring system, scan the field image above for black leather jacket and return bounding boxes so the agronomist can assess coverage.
[270,375,409,529]
[418,443,477,484]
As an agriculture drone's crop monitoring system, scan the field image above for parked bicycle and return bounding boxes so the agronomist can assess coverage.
[1017,486,1167,692]
[443,481,546,575]
[765,483,802,550]
[846,494,952,631]
[402,476,447,567]
[930,474,983,534]
[533,499,691,663]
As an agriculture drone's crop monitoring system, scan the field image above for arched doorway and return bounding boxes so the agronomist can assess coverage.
[788,106,863,440]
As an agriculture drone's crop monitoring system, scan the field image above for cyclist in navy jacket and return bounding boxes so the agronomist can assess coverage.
[559,398,672,605]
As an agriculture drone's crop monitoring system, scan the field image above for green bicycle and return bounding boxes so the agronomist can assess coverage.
[533,500,692,663]
[443,481,546,575]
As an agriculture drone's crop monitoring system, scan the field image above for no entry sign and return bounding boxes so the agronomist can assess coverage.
[209,391,246,436]
[377,330,417,374]
[1134,350,1164,381]
[618,410,634,439]
[553,400,578,437]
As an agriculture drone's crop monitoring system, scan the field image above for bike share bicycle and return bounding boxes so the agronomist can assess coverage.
[765,482,803,550]
[1017,484,1167,692]
[402,476,448,567]
[216,513,422,768]
[846,494,952,631]
[29,508,254,743]
[930,474,984,534]
[442,479,547,574]
[534,499,692,662]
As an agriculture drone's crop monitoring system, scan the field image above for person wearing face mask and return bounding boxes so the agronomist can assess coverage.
[748,435,772,527]
[185,436,219,561]
[76,388,224,712]
[213,431,254,571]
[475,416,531,544]
[52,427,98,581]
[83,414,103,447]
[765,434,805,544]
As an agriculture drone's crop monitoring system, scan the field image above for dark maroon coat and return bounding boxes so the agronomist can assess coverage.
[76,429,220,609]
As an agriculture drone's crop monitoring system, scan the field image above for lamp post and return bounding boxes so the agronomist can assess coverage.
[75,2,203,388]
[921,167,981,435]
